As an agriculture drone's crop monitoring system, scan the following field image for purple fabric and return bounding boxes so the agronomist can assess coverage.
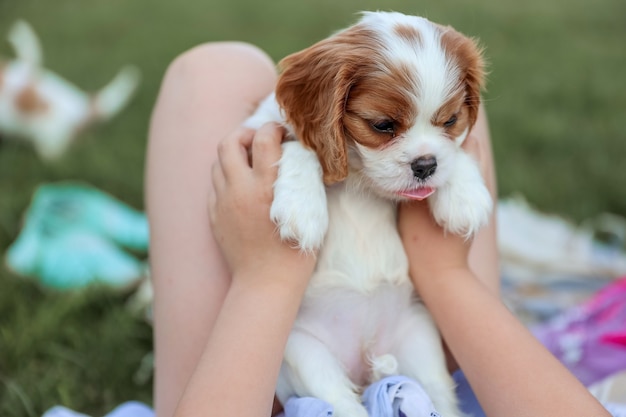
[282,376,441,417]
[532,276,626,386]
[283,396,334,417]
[453,370,486,417]
[362,375,441,417]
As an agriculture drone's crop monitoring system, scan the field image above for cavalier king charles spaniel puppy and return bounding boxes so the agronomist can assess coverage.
[244,11,492,417]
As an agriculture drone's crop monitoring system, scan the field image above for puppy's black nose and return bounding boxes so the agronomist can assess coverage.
[411,155,437,180]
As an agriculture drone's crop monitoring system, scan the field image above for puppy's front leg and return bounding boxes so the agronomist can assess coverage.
[244,94,328,251]
[271,140,329,252]
[429,152,492,238]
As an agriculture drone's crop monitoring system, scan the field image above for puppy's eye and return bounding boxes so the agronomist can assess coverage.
[443,115,458,128]
[371,120,395,134]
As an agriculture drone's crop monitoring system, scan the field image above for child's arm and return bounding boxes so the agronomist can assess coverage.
[399,201,610,417]
[173,124,316,417]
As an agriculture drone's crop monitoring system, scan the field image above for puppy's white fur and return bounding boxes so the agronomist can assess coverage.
[244,11,493,417]
[0,21,140,160]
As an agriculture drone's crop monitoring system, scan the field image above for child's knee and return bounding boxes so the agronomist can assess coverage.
[163,42,276,91]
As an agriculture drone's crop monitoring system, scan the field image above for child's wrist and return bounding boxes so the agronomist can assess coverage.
[411,264,473,295]
[230,267,310,296]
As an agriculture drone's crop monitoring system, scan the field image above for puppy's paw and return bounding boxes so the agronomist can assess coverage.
[430,174,492,238]
[271,141,329,252]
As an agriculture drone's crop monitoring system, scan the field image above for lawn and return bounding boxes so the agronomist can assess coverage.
[0,0,625,415]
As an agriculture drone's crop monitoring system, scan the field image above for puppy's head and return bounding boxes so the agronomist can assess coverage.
[276,11,485,199]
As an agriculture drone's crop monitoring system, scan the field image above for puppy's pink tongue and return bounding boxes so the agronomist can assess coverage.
[399,187,435,200]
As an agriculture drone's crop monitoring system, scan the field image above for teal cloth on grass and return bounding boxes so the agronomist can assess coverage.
[5,182,149,290]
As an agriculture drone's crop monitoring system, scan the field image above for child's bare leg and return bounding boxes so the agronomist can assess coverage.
[146,42,277,417]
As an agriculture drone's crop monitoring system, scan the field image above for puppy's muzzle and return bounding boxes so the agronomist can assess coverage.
[411,155,437,180]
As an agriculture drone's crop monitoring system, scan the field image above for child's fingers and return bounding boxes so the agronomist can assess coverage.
[251,122,285,178]
[217,127,256,181]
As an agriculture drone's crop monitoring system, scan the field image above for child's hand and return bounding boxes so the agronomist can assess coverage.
[399,201,472,285]
[209,123,316,286]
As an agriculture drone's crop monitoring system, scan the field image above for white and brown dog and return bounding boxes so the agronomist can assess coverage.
[245,11,493,417]
[0,21,140,160]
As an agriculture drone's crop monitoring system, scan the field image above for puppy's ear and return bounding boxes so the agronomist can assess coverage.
[276,28,367,184]
[440,27,486,127]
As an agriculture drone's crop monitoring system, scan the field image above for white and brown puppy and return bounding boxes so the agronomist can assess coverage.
[245,11,493,417]
[0,21,140,160]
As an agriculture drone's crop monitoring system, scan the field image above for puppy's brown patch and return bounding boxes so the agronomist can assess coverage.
[438,26,485,128]
[394,24,422,45]
[15,84,49,114]
[432,90,472,140]
[344,60,419,149]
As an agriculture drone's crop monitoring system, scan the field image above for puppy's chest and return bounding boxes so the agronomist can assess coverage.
[308,184,409,293]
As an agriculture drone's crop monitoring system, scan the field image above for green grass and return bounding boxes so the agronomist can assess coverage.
[0,0,625,415]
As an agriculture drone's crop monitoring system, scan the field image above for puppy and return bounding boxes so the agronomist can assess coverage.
[245,11,493,417]
[0,21,140,160]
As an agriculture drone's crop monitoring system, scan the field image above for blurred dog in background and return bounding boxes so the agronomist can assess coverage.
[0,21,140,160]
